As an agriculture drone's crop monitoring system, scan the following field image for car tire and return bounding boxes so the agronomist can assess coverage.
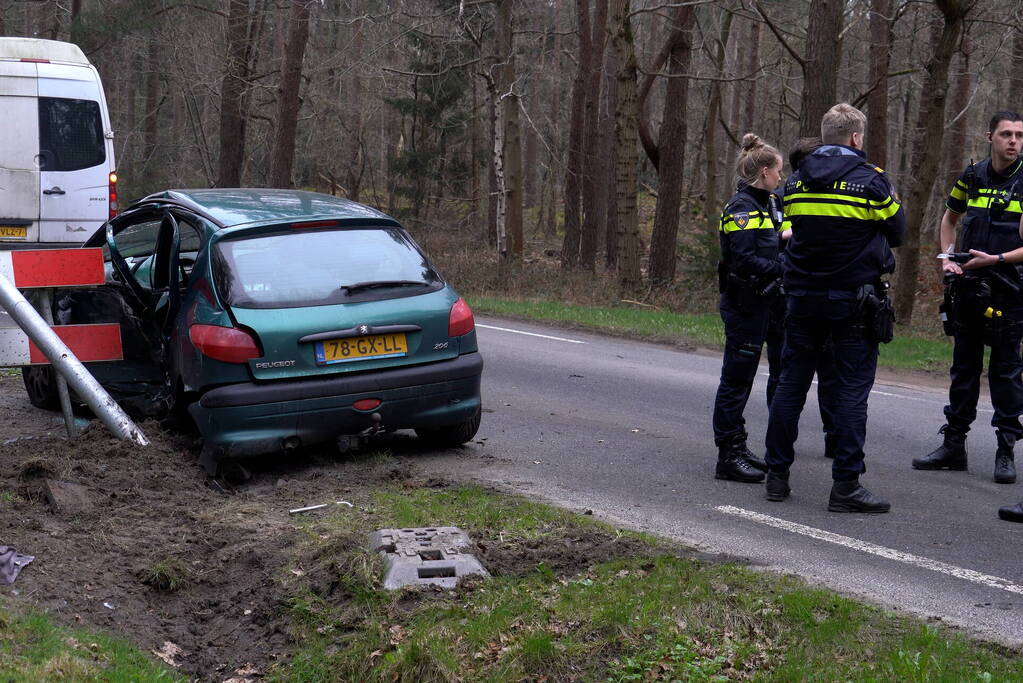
[22,366,60,410]
[416,410,482,448]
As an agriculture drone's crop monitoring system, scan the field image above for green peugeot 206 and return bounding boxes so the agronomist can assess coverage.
[22,189,482,474]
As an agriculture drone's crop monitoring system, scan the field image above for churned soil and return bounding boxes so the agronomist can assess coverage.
[0,373,656,680]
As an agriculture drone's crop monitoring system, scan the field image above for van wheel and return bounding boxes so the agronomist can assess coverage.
[415,411,481,448]
[22,366,60,410]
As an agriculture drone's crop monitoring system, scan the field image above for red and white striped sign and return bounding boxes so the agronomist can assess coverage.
[0,324,123,364]
[0,248,122,366]
[0,248,105,288]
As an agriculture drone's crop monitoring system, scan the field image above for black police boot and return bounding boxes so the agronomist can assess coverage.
[715,436,765,483]
[765,471,790,502]
[998,502,1023,522]
[994,432,1017,484]
[738,431,768,471]
[911,425,967,471]
[827,480,891,513]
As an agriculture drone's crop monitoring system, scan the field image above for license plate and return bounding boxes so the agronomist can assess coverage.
[0,226,27,239]
[315,332,408,365]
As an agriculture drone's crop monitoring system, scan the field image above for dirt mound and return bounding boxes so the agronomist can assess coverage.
[473,527,655,579]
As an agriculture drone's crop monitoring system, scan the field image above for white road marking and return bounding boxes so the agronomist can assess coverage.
[477,324,586,344]
[716,505,1023,596]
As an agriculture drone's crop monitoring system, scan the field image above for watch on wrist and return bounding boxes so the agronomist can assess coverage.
[999,253,1006,264]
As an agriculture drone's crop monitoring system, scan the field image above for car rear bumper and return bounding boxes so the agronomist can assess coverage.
[189,352,483,458]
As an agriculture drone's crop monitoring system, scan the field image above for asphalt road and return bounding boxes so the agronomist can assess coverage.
[429,315,1023,645]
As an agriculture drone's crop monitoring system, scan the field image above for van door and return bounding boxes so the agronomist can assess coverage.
[0,60,40,244]
[36,63,110,243]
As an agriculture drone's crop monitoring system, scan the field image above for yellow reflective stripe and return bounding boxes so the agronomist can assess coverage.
[785,201,874,220]
[966,197,1023,213]
[721,215,775,233]
[949,186,968,202]
[785,191,901,221]
[783,192,870,208]
[955,179,968,190]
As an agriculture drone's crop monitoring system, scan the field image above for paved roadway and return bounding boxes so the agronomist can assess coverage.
[429,316,1023,645]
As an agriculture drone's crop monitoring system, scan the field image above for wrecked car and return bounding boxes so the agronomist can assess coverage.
[22,189,483,473]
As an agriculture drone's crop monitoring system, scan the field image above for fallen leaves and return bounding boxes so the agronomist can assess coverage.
[151,640,183,667]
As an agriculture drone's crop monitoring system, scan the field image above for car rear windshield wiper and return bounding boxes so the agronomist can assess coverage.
[340,280,430,294]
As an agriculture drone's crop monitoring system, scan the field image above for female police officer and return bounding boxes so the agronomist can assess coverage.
[713,134,785,482]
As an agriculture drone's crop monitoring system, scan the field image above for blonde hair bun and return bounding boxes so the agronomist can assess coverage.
[741,133,762,152]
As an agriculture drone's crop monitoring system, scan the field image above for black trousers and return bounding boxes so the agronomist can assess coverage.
[945,311,1023,439]
[765,291,877,482]
[712,293,782,446]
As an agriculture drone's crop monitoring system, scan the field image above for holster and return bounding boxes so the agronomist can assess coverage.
[856,281,895,344]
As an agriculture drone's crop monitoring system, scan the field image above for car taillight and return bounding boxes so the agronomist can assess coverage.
[189,324,261,363]
[448,298,475,337]
[108,172,118,219]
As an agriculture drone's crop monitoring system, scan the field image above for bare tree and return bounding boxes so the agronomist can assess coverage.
[561,0,591,268]
[578,0,609,270]
[269,0,311,188]
[647,5,696,285]
[609,0,640,291]
[496,0,523,260]
[866,0,892,169]
[893,0,971,325]
[217,0,256,187]
[799,0,843,136]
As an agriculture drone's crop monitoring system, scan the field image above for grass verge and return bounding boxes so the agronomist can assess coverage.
[271,483,1023,681]
[469,296,956,374]
[0,606,180,680]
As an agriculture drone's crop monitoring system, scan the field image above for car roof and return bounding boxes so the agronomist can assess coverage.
[138,189,399,229]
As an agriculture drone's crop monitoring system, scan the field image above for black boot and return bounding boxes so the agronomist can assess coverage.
[765,471,790,501]
[998,502,1023,522]
[912,425,967,471]
[715,436,765,483]
[737,432,768,471]
[828,480,890,513]
[994,432,1017,484]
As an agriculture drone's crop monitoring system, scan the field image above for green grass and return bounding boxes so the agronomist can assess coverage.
[469,296,956,373]
[0,606,180,680]
[270,484,1023,681]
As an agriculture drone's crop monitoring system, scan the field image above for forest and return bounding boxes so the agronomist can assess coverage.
[1,0,1021,325]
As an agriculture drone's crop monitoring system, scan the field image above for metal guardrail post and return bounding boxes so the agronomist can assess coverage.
[0,273,148,446]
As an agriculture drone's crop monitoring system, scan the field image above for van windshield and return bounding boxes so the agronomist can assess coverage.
[38,97,105,171]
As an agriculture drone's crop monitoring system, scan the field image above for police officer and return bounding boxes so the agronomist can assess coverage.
[914,111,1023,484]
[764,103,905,511]
[783,137,840,461]
[712,134,784,483]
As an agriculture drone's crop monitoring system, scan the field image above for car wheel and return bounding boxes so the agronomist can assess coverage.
[21,366,60,410]
[415,410,481,448]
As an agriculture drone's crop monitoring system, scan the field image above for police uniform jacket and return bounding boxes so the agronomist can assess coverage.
[781,145,905,291]
[718,184,783,284]
[947,158,1023,273]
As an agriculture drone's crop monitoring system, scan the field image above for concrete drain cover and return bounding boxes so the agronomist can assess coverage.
[369,526,489,589]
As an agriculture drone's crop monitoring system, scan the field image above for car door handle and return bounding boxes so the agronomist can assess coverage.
[43,187,66,195]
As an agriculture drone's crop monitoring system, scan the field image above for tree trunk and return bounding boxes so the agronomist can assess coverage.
[579,0,609,269]
[609,0,640,291]
[741,18,761,134]
[497,0,523,260]
[866,0,892,169]
[142,36,161,171]
[703,8,733,228]
[942,37,971,197]
[893,0,969,325]
[561,0,591,268]
[216,0,252,187]
[799,0,843,137]
[268,0,311,188]
[1011,21,1023,101]
[648,5,695,285]
[603,50,620,268]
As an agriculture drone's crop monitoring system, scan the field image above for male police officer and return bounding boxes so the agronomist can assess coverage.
[913,111,1023,483]
[763,103,905,511]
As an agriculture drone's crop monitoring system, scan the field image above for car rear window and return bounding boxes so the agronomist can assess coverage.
[38,97,106,172]
[214,227,443,309]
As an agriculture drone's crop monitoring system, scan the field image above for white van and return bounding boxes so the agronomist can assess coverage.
[0,37,117,248]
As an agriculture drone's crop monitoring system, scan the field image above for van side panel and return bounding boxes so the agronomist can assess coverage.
[0,62,40,244]
[36,63,110,242]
